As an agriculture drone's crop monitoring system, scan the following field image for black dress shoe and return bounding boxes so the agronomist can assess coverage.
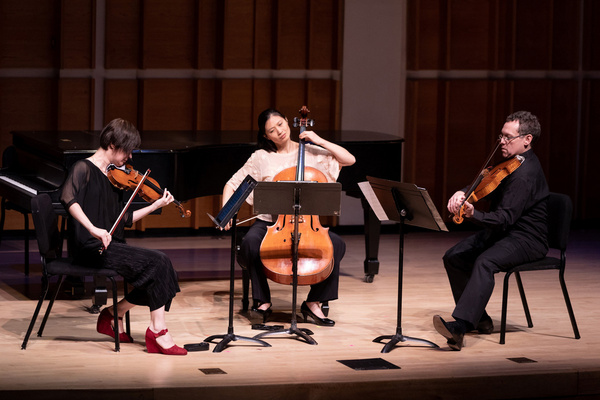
[251,305,272,323]
[476,316,494,334]
[300,301,335,327]
[433,315,465,351]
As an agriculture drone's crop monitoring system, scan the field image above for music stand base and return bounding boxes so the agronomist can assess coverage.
[204,333,271,353]
[373,333,439,353]
[253,326,317,345]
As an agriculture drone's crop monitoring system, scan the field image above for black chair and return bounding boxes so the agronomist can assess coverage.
[499,192,580,344]
[21,193,129,352]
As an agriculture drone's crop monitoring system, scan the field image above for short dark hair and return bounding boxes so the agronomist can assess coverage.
[506,111,541,144]
[99,118,141,154]
[256,108,287,152]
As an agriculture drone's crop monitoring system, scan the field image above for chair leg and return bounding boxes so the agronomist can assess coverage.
[108,276,120,352]
[123,282,131,335]
[38,275,65,337]
[21,274,51,349]
[500,272,511,345]
[322,301,329,317]
[515,272,533,328]
[559,269,581,339]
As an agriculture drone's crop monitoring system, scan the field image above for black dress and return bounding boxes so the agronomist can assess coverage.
[60,160,180,311]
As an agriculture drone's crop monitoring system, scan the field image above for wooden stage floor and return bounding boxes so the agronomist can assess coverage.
[1,228,599,400]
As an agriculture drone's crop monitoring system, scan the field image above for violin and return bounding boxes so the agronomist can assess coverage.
[453,142,524,224]
[259,106,334,286]
[107,164,192,218]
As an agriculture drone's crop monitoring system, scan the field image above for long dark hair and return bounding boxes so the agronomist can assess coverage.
[256,108,287,152]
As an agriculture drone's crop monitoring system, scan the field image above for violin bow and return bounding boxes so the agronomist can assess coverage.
[99,168,151,254]
[461,139,501,204]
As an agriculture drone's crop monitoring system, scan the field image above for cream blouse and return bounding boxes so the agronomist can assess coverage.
[226,143,341,222]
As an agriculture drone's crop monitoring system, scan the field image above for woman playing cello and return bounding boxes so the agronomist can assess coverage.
[221,108,355,326]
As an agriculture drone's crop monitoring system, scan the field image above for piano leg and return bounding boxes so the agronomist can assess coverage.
[361,196,381,283]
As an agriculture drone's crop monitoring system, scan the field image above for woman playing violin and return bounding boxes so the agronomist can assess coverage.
[60,118,187,355]
[433,111,549,351]
[222,108,355,326]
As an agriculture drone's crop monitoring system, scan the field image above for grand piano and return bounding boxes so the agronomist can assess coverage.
[1,129,403,281]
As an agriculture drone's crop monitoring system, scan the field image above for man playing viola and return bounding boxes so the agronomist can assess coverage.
[433,111,549,350]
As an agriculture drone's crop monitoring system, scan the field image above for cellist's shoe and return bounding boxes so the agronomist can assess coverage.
[301,301,335,327]
[251,303,272,323]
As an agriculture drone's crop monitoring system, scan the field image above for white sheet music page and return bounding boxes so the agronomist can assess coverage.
[358,181,389,222]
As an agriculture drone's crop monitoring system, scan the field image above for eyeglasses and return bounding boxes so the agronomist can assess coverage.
[498,134,524,143]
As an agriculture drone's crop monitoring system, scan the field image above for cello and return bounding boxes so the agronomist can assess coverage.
[259,106,335,285]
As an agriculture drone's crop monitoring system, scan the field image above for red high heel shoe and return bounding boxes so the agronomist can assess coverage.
[96,307,134,343]
[145,327,187,355]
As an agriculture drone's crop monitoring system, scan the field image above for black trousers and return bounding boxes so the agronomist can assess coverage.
[239,219,345,305]
[443,230,547,327]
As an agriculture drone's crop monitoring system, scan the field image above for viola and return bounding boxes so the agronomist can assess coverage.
[453,143,524,224]
[259,106,334,285]
[107,164,192,218]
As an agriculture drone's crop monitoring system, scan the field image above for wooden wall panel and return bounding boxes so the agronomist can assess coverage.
[254,0,275,69]
[222,0,255,69]
[196,79,219,130]
[197,0,219,69]
[580,80,600,219]
[219,79,254,130]
[547,80,579,196]
[104,80,139,125]
[514,1,552,70]
[583,0,600,70]
[274,80,308,124]
[252,79,275,122]
[276,1,308,69]
[407,0,446,70]
[404,80,445,206]
[307,79,337,130]
[0,0,59,68]
[57,78,94,130]
[142,0,196,69]
[105,0,141,69]
[448,0,493,70]
[551,0,581,70]
[140,79,196,130]
[308,0,339,70]
[60,0,95,69]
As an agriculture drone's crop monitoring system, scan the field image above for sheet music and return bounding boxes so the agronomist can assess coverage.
[358,181,389,221]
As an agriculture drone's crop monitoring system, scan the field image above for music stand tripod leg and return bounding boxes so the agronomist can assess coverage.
[372,198,439,353]
[202,215,271,352]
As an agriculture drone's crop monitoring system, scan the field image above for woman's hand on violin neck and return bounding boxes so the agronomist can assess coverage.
[447,191,466,214]
[153,188,174,210]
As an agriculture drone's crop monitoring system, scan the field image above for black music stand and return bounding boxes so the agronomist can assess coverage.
[360,176,447,353]
[200,175,271,353]
[251,180,341,345]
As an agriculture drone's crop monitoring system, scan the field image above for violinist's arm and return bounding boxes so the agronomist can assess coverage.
[132,189,174,223]
[67,202,112,249]
[300,130,356,167]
